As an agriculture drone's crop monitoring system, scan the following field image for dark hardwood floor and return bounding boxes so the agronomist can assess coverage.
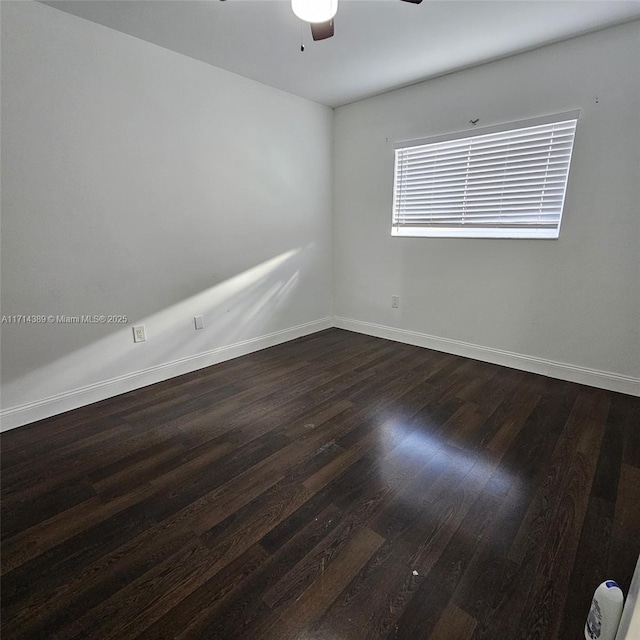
[1,328,639,640]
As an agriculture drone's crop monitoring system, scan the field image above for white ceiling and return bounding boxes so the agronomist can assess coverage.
[43,0,640,107]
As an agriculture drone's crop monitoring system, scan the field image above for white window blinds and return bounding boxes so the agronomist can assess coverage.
[392,112,579,238]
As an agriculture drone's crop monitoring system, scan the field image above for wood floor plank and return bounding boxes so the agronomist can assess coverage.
[171,503,348,640]
[1,484,156,576]
[2,499,156,610]
[136,543,271,640]
[256,526,385,640]
[3,526,197,640]
[613,463,640,542]
[1,328,638,640]
[1,478,97,540]
[429,603,477,640]
[507,391,605,564]
[557,495,615,640]
[511,392,610,640]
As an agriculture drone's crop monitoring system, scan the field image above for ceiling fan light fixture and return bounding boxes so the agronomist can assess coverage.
[291,0,338,24]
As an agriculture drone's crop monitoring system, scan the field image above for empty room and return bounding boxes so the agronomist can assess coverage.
[1,0,639,638]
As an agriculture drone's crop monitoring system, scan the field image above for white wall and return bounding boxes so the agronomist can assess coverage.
[2,7,638,432]
[333,21,640,394]
[0,1,334,429]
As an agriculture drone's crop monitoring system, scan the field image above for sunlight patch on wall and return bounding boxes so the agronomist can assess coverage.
[2,248,304,412]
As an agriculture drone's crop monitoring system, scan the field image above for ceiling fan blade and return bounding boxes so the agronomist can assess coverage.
[310,19,334,41]
[400,0,423,3]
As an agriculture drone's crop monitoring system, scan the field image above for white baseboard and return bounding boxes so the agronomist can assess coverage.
[2,314,637,432]
[0,317,333,432]
[334,316,640,397]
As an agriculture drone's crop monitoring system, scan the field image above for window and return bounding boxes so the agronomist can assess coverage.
[392,111,579,239]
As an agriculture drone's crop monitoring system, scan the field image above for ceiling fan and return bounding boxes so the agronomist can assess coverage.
[220,1,423,43]
[292,0,423,41]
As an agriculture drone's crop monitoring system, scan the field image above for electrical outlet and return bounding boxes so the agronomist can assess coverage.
[194,315,204,330]
[133,325,146,343]
[391,295,400,309]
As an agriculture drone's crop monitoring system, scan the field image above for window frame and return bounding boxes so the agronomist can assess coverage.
[391,110,580,240]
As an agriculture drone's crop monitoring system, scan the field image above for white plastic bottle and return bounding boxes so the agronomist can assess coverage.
[585,580,625,640]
